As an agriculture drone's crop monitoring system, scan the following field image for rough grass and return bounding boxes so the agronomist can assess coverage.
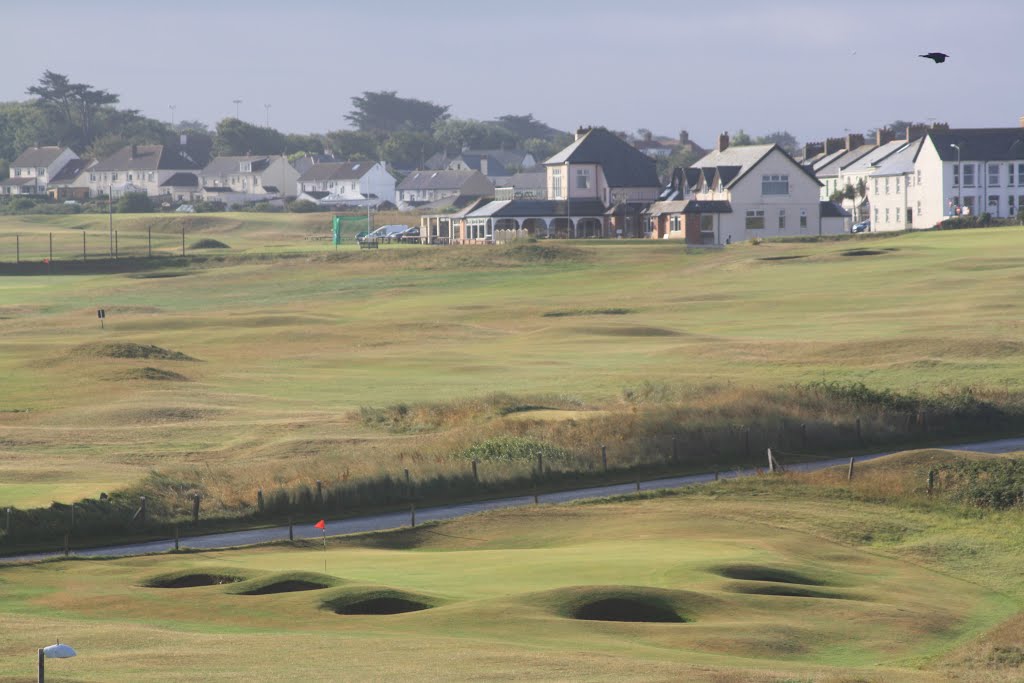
[68,342,196,361]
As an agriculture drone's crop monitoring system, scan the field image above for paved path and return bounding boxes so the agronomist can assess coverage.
[6,436,1024,564]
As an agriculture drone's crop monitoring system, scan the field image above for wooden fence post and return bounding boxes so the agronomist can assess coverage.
[714,471,720,481]
[174,525,180,551]
[148,226,152,258]
[767,448,775,474]
[471,460,478,483]
[63,534,69,557]
[15,234,19,263]
[115,230,119,259]
[181,225,185,256]
[847,458,855,481]
[410,503,416,527]
[5,507,10,534]
[82,231,87,260]
[927,469,935,495]
[191,494,200,523]
[536,451,543,477]
[635,481,641,492]
[404,469,410,492]
[288,516,294,541]
[601,445,607,472]
[257,488,264,513]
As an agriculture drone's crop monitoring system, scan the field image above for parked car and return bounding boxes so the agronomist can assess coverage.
[397,227,421,243]
[851,220,870,233]
[354,231,369,241]
[363,225,410,242]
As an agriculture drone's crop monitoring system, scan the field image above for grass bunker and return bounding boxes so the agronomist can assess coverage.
[572,597,684,623]
[537,586,711,624]
[229,572,339,596]
[712,564,825,586]
[320,587,438,615]
[143,569,248,589]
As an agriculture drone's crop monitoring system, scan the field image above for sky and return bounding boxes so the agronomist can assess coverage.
[2,0,1022,147]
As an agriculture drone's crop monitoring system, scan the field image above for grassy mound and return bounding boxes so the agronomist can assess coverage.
[573,325,679,337]
[841,248,888,257]
[228,572,340,595]
[189,238,230,249]
[320,586,439,615]
[533,586,715,623]
[70,342,197,361]
[107,367,189,382]
[711,564,824,586]
[142,568,249,589]
[542,308,633,318]
[725,583,849,599]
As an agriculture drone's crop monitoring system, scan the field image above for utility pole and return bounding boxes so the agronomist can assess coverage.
[233,99,242,120]
[169,104,176,127]
[264,104,271,128]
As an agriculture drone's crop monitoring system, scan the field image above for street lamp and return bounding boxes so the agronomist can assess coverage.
[169,104,176,127]
[38,642,76,682]
[232,99,242,120]
[264,103,271,128]
[565,160,572,239]
[950,143,961,215]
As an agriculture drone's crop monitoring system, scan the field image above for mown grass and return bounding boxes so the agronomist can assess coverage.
[2,221,1024,526]
[2,451,1024,681]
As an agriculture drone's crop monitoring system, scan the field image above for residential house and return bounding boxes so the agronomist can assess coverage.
[865,138,923,231]
[85,144,201,198]
[200,155,299,204]
[296,161,396,206]
[454,127,662,242]
[814,134,876,201]
[833,135,911,223]
[643,133,848,244]
[46,158,95,201]
[1,146,79,196]
[396,169,492,209]
[425,149,537,177]
[909,125,1024,228]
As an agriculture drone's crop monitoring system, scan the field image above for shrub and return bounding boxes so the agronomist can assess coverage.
[117,192,153,213]
[193,200,226,213]
[456,436,571,464]
[287,200,319,213]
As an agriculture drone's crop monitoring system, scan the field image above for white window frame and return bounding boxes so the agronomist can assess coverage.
[761,174,789,195]
[988,164,1000,187]
[745,209,765,229]
[963,163,975,187]
[576,168,591,190]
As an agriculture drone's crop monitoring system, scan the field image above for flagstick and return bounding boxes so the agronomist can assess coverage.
[322,528,327,573]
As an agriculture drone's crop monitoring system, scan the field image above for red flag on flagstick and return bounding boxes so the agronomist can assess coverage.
[315,519,325,530]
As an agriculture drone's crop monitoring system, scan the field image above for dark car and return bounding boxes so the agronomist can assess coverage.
[397,227,421,243]
[363,225,410,242]
[851,220,871,233]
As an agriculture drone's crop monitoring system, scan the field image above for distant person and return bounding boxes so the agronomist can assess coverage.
[725,235,732,245]
[962,205,971,217]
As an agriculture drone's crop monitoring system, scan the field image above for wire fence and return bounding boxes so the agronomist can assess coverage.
[0,228,191,264]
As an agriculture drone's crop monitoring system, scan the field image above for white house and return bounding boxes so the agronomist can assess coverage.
[1,146,78,196]
[296,161,395,206]
[911,127,1024,228]
[644,133,848,244]
[200,155,299,204]
[864,139,922,231]
[396,169,492,209]
[85,144,201,198]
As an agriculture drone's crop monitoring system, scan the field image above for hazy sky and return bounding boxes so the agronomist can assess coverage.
[3,0,1021,146]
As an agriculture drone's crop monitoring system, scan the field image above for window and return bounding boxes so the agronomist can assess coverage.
[551,168,563,199]
[1010,164,1016,187]
[89,173,96,182]
[745,210,765,229]
[576,168,591,190]
[800,210,807,229]
[917,201,922,216]
[700,214,714,233]
[885,177,890,194]
[1010,196,1016,215]
[916,169,922,185]
[895,177,901,193]
[37,167,46,176]
[885,208,890,223]
[896,208,902,224]
[874,208,879,223]
[778,209,785,230]
[989,195,999,212]
[112,172,118,181]
[953,164,959,186]
[1018,164,1024,185]
[670,215,681,232]
[873,178,879,194]
[963,163,975,187]
[761,174,789,195]
[14,168,20,177]
[989,164,1000,187]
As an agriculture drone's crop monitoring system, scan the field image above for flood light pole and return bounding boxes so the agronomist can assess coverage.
[950,143,961,214]
[233,99,242,120]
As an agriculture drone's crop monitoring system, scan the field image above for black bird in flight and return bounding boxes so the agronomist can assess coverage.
[920,52,949,63]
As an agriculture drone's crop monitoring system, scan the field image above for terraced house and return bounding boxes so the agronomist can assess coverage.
[85,144,201,198]
[0,146,78,196]
[645,133,849,244]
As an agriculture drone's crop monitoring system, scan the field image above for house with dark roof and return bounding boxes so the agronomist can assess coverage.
[396,170,493,209]
[910,125,1024,228]
[447,127,661,242]
[424,149,537,177]
[46,158,95,200]
[86,144,201,198]
[2,147,79,196]
[296,161,395,206]
[200,155,299,203]
[644,133,848,244]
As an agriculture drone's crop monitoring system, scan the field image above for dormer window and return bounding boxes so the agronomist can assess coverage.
[576,168,591,190]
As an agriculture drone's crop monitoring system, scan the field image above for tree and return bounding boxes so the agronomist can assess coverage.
[324,130,378,161]
[214,118,287,156]
[494,114,565,141]
[432,118,517,153]
[755,131,799,155]
[656,144,704,182]
[730,130,753,146]
[117,192,153,213]
[26,70,120,147]
[345,91,449,133]
[379,130,438,170]
[0,101,54,163]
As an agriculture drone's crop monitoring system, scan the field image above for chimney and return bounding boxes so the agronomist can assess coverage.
[679,129,689,145]
[803,142,824,159]
[129,144,137,159]
[480,158,488,176]
[905,125,929,141]
[575,126,591,141]
[875,129,894,146]
[824,137,845,155]
[717,132,729,152]
[845,133,864,150]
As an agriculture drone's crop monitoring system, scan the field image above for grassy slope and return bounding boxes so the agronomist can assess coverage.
[2,221,1024,507]
[1,461,1022,681]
